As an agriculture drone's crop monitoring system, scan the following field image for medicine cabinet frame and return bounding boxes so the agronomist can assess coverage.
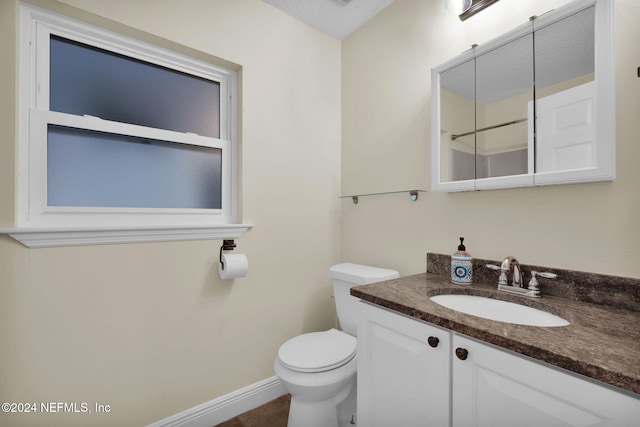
[430,0,615,192]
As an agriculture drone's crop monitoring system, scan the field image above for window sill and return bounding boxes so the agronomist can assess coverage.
[0,224,254,248]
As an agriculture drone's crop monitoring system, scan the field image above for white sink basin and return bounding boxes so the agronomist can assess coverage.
[430,294,570,327]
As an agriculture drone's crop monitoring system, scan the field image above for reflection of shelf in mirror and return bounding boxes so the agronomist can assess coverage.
[451,118,527,141]
[339,190,427,205]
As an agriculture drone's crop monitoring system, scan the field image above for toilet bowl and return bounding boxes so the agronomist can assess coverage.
[274,263,400,427]
[274,329,357,427]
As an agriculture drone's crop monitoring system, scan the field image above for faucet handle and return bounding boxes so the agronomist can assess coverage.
[486,264,508,285]
[536,271,557,279]
[528,271,557,297]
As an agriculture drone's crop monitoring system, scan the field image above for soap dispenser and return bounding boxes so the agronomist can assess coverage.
[451,237,473,285]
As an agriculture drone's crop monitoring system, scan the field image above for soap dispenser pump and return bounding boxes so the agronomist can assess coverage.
[451,237,473,285]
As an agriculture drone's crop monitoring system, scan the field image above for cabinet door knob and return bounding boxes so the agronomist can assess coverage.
[427,336,439,348]
[455,347,469,360]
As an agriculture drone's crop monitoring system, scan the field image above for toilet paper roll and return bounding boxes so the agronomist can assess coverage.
[219,253,248,279]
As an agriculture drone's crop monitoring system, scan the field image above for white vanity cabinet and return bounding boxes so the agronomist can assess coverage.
[452,335,640,427]
[357,302,640,427]
[357,302,451,426]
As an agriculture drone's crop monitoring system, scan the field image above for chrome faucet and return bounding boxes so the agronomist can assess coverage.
[486,256,557,298]
[500,256,523,288]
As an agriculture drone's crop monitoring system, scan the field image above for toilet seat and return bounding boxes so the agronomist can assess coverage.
[278,329,356,373]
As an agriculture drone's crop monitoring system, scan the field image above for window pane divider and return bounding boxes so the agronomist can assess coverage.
[0,224,254,248]
[40,110,226,148]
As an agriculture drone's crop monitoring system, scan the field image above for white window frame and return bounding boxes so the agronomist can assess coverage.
[2,4,252,247]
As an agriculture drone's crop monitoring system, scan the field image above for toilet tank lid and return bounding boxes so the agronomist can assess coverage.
[329,263,400,285]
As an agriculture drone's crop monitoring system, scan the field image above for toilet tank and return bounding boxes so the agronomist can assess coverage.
[329,263,400,336]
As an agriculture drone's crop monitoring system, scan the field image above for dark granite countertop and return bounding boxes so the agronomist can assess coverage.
[351,269,640,395]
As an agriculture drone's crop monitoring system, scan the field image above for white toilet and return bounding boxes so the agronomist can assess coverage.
[274,263,400,427]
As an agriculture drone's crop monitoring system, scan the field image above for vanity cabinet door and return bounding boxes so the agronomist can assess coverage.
[452,335,640,427]
[357,302,450,427]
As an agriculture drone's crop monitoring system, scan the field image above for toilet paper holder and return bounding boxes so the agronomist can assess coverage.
[219,239,236,268]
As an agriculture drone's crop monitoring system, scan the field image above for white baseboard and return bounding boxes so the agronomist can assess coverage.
[147,376,287,427]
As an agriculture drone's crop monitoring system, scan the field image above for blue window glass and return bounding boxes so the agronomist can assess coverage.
[50,36,221,138]
[47,125,222,209]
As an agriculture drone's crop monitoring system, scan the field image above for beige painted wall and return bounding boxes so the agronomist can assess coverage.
[341,0,640,278]
[2,0,638,425]
[0,0,341,425]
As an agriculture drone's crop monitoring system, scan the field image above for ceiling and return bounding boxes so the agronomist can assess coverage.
[262,0,395,40]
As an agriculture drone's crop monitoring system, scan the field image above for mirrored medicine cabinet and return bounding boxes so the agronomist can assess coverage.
[431,0,615,192]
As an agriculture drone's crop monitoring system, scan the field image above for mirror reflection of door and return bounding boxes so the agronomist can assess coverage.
[534,5,595,173]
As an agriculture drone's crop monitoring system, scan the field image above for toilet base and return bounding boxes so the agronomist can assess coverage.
[287,380,356,427]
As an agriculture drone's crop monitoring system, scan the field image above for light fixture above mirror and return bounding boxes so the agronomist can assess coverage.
[446,0,500,21]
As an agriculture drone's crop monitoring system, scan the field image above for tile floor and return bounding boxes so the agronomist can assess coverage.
[215,394,290,427]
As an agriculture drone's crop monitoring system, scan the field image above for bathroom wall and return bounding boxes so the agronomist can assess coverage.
[0,0,341,425]
[1,0,637,425]
[341,0,640,279]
